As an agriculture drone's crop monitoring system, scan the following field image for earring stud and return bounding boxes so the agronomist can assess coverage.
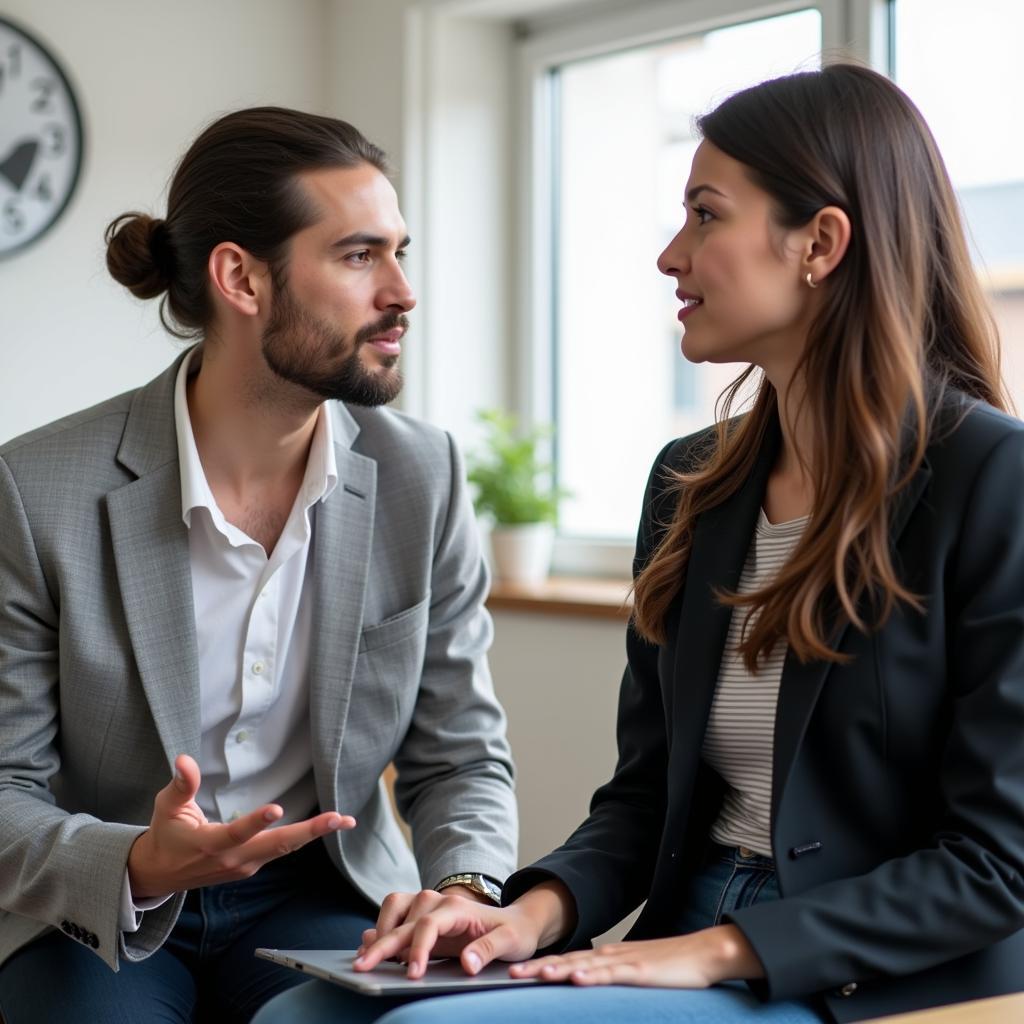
[805,272,818,289]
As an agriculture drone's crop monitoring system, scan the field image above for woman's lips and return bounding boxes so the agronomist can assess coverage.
[677,298,703,322]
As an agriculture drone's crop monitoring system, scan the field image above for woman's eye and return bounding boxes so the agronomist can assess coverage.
[693,205,713,226]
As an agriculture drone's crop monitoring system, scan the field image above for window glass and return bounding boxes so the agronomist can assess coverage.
[894,0,1024,408]
[553,9,823,540]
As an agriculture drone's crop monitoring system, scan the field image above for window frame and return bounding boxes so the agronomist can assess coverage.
[514,0,884,576]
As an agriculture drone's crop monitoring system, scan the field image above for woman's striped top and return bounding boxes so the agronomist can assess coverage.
[701,507,809,857]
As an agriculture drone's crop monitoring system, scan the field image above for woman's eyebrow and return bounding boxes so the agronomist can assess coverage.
[686,184,728,204]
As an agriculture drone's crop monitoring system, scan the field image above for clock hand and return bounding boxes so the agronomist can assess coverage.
[0,139,40,192]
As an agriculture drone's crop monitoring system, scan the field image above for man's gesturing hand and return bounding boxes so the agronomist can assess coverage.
[127,754,355,899]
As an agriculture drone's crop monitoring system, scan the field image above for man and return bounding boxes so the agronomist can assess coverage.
[0,107,517,1022]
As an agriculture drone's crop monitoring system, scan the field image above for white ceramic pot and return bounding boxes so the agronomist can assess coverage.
[489,522,555,586]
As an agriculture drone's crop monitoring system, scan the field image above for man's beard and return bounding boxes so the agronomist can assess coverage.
[260,283,406,407]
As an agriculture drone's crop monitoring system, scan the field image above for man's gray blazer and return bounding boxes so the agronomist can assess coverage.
[0,351,517,971]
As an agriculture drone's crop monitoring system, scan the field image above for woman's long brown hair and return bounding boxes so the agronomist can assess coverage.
[632,64,1008,669]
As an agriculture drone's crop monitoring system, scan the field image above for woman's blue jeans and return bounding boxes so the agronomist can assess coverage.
[250,844,827,1024]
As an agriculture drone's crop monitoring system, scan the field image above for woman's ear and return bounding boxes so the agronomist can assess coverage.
[207,242,269,318]
[803,205,851,285]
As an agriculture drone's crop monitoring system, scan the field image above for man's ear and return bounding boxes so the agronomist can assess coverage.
[802,205,851,285]
[207,242,269,318]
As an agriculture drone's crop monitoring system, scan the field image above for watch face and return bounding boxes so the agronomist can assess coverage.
[0,16,84,258]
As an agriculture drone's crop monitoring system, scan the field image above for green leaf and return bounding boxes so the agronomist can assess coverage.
[465,409,571,524]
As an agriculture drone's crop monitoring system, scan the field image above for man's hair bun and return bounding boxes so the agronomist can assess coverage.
[105,212,174,299]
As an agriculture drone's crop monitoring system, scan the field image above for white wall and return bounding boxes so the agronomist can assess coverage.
[1,0,634,902]
[1,0,331,441]
[489,606,638,939]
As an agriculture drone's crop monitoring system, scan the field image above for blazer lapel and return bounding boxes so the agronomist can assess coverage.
[107,354,201,771]
[665,418,781,799]
[308,404,378,807]
[770,455,934,822]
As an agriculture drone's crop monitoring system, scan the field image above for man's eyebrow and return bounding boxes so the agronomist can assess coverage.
[329,232,412,250]
[686,184,728,204]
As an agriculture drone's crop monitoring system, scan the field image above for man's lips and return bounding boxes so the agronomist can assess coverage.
[365,327,405,355]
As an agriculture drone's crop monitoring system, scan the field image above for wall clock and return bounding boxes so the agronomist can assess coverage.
[0,15,84,259]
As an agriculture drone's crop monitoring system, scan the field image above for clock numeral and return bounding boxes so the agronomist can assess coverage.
[43,124,66,157]
[0,44,21,95]
[3,197,25,235]
[35,174,53,202]
[31,77,57,113]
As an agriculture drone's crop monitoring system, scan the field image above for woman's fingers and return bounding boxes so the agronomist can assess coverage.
[354,921,418,970]
[462,922,532,974]
[405,917,442,978]
[374,891,417,938]
[569,961,641,986]
[512,949,616,981]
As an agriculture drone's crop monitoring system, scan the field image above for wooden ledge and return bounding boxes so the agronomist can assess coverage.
[486,575,633,621]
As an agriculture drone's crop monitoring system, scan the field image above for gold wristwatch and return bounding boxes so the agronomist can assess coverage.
[435,873,503,904]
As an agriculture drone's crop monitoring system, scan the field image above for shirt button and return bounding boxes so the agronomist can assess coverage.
[229,811,241,822]
[252,661,264,675]
[236,730,249,743]
[838,982,858,997]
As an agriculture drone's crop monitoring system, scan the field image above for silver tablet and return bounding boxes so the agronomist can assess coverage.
[255,948,542,996]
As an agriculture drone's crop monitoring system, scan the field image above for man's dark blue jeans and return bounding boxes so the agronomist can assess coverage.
[0,838,376,1024]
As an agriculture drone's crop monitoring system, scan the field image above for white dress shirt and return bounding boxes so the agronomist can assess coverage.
[121,347,337,929]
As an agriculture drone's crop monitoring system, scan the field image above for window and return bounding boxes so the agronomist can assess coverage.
[521,5,829,558]
[893,0,1024,409]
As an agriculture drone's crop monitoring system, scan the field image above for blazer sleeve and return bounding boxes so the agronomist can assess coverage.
[0,454,178,972]
[503,439,681,944]
[727,429,1024,999]
[391,432,518,888]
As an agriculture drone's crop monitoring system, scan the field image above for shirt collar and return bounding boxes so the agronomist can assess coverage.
[173,347,339,532]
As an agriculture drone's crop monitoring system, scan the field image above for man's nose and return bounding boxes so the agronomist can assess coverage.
[377,265,416,312]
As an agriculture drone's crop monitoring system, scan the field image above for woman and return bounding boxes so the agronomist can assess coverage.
[253,62,1024,1024]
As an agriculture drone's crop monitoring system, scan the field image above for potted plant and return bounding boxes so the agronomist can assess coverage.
[466,409,567,586]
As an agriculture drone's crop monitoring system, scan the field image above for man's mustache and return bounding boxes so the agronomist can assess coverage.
[355,312,410,346]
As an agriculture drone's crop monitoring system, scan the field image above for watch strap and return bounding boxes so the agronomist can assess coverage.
[435,872,503,904]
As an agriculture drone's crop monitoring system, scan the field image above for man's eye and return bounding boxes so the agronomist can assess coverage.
[396,249,409,263]
[347,251,371,264]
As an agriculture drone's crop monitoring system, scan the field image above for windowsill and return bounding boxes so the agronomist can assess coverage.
[486,575,632,621]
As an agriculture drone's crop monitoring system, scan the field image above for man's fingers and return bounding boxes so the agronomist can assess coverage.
[215,804,284,850]
[172,754,201,798]
[151,754,201,818]
[208,809,353,859]
[232,811,353,860]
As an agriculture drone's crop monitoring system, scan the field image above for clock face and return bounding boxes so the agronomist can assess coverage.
[0,16,83,258]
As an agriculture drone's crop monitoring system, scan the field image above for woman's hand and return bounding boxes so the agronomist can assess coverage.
[509,925,765,988]
[354,880,576,979]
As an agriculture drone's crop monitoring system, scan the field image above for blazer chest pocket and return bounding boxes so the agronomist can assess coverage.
[359,596,430,654]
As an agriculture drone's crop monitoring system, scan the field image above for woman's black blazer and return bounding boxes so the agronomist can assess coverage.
[505,394,1024,1022]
